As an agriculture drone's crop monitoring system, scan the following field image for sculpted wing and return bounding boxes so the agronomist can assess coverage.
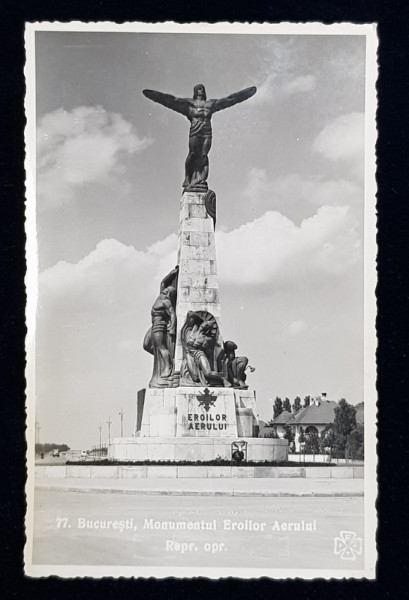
[143,89,190,117]
[211,86,257,113]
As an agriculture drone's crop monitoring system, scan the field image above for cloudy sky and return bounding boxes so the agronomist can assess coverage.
[32,27,369,449]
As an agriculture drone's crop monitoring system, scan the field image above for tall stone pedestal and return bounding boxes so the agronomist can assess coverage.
[174,191,221,372]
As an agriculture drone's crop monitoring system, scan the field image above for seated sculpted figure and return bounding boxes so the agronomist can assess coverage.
[222,340,255,389]
[180,311,230,387]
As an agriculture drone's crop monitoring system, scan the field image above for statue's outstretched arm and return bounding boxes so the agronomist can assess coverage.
[143,89,190,117]
[211,86,257,113]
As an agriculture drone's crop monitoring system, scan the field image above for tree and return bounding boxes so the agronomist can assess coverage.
[320,425,337,457]
[283,425,295,452]
[320,399,358,457]
[293,396,302,412]
[321,425,336,448]
[35,442,70,455]
[305,430,320,453]
[263,421,278,438]
[298,426,305,444]
[283,425,294,443]
[303,395,311,408]
[283,398,292,413]
[347,424,364,460]
[333,399,357,452]
[273,397,283,419]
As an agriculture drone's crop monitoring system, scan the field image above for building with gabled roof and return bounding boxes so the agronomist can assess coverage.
[270,410,293,438]
[267,394,363,450]
[273,410,292,425]
[271,393,337,451]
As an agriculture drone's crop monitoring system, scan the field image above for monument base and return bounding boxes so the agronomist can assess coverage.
[123,384,285,464]
[109,436,288,462]
[138,386,259,438]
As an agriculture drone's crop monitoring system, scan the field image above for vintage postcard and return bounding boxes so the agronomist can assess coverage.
[24,21,378,578]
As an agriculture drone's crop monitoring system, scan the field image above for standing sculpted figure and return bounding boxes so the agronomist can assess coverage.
[143,266,179,387]
[143,84,257,191]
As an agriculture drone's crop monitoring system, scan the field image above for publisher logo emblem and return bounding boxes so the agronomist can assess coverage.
[334,530,362,560]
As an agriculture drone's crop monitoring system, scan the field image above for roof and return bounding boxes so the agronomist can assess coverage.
[272,410,292,425]
[286,400,337,426]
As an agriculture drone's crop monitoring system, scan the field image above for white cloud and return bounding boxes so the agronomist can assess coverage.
[243,168,362,222]
[39,201,359,312]
[40,234,177,313]
[36,234,177,448]
[312,112,364,177]
[256,74,277,104]
[243,167,269,199]
[288,319,306,336]
[256,73,316,105]
[282,75,316,95]
[216,206,360,286]
[37,105,152,210]
[328,46,365,83]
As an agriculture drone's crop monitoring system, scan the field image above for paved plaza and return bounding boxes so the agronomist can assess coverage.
[35,475,364,496]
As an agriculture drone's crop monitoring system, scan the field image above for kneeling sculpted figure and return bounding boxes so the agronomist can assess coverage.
[222,340,255,389]
[180,311,230,387]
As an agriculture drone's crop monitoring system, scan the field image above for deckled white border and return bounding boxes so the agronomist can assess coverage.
[363,25,378,579]
[24,21,378,579]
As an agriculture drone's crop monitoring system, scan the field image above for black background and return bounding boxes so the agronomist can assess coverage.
[1,1,408,598]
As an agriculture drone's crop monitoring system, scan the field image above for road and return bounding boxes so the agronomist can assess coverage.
[31,489,364,570]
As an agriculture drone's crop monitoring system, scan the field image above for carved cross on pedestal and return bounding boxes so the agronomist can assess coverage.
[196,388,218,412]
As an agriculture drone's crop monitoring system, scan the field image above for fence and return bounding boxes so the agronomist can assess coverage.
[288,452,364,465]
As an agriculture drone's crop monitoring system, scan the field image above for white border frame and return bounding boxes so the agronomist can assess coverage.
[24,21,378,579]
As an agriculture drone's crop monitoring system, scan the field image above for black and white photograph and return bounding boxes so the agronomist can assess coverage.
[24,21,377,578]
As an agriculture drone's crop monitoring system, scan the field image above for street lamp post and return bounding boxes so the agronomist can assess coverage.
[35,421,41,452]
[107,416,112,447]
[119,407,124,437]
[98,423,102,456]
